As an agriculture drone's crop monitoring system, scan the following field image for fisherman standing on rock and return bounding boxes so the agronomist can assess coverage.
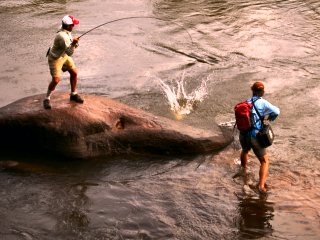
[44,15,84,109]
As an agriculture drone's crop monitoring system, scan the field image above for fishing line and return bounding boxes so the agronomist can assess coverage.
[78,16,195,45]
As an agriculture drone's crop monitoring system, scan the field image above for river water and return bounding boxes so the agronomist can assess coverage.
[0,0,320,239]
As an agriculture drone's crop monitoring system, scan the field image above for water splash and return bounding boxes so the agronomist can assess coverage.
[157,72,209,118]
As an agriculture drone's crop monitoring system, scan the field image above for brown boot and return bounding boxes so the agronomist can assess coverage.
[70,94,84,103]
[43,99,52,109]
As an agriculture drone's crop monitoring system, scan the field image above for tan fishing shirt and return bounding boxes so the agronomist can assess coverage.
[48,28,78,59]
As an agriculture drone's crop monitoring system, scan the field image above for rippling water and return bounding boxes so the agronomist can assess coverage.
[0,0,319,239]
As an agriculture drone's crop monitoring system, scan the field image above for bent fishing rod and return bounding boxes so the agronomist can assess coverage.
[78,16,195,45]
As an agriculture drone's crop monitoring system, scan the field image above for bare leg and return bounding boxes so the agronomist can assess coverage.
[240,150,249,168]
[258,154,269,192]
[46,76,60,99]
[68,68,78,93]
[68,68,84,103]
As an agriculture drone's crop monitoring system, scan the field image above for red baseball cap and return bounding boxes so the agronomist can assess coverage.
[251,81,264,91]
[62,15,79,25]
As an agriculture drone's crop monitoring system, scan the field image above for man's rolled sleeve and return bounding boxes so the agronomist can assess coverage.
[264,101,280,121]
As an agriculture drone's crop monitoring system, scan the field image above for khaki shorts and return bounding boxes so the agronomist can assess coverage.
[239,132,267,158]
[48,54,76,78]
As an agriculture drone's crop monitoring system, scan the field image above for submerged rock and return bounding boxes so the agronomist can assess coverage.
[0,92,233,159]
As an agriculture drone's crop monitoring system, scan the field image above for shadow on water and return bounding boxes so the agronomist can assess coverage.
[0,151,194,239]
[236,195,274,239]
[0,148,192,177]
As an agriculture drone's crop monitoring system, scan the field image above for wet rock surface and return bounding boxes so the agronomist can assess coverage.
[0,92,232,158]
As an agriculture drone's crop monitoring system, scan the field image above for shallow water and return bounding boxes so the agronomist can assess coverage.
[0,0,320,239]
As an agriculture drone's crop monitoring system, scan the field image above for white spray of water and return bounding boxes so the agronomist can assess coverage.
[158,72,209,117]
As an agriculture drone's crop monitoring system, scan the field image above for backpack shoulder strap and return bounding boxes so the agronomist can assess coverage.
[252,97,264,122]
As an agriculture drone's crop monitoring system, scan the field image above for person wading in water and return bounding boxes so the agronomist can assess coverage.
[239,82,280,193]
[44,15,83,109]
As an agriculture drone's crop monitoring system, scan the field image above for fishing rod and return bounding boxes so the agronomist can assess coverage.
[78,16,195,45]
[76,16,217,65]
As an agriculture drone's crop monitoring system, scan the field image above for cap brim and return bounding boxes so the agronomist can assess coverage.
[73,19,79,25]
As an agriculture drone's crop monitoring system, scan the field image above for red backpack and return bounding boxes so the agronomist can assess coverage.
[234,100,254,131]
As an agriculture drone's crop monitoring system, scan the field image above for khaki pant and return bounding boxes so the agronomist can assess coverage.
[48,54,76,78]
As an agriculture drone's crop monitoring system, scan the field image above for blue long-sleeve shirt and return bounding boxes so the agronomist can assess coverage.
[247,96,280,137]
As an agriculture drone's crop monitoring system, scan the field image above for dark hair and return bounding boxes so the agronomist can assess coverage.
[62,23,74,30]
[252,89,264,97]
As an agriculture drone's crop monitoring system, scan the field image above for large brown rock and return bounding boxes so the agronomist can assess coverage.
[0,92,233,159]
